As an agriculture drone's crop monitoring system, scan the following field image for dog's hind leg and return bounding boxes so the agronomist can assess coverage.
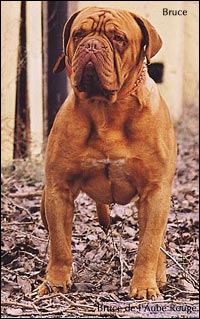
[40,187,48,231]
[96,203,110,233]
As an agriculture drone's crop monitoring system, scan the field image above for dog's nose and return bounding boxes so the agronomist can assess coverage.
[85,39,101,52]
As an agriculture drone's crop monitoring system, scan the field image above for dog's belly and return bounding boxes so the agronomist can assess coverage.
[80,158,137,204]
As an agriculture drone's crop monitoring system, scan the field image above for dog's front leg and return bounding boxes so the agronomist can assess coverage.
[130,185,171,300]
[38,186,74,296]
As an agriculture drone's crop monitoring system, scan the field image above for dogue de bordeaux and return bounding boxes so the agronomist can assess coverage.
[38,7,177,299]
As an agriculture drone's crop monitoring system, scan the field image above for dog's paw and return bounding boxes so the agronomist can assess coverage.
[130,278,160,300]
[156,279,167,288]
[38,278,72,296]
[130,286,160,300]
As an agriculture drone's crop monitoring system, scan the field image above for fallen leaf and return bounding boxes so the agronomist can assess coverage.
[17,276,32,294]
[6,308,23,316]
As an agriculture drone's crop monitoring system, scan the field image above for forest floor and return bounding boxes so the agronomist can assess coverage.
[1,104,199,318]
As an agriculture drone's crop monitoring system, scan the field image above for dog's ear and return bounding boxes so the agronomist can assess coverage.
[53,9,82,74]
[131,13,162,64]
[53,53,65,74]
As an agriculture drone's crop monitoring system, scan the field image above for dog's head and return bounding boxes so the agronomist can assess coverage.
[54,7,162,102]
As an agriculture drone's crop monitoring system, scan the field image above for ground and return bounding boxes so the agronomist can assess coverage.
[1,104,199,318]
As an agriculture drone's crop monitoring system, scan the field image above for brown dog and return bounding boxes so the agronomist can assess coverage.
[39,7,177,299]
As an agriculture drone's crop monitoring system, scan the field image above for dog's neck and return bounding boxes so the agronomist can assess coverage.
[65,58,148,103]
[119,62,147,99]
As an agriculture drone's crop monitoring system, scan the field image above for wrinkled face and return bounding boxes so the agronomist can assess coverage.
[66,8,144,101]
[54,7,162,102]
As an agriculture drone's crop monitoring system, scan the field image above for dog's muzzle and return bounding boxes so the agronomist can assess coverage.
[72,38,118,98]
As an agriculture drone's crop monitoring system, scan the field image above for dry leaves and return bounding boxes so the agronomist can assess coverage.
[1,105,199,317]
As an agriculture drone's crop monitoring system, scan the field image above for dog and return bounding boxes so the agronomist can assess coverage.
[38,7,177,299]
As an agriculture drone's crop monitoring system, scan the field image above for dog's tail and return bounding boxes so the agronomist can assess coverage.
[96,203,110,234]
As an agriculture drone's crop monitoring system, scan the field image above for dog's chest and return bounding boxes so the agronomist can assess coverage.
[86,106,133,154]
[80,154,136,205]
[80,122,137,204]
[82,123,131,178]
[82,107,135,166]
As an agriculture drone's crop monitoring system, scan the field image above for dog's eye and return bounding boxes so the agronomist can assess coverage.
[73,30,84,40]
[113,34,127,44]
